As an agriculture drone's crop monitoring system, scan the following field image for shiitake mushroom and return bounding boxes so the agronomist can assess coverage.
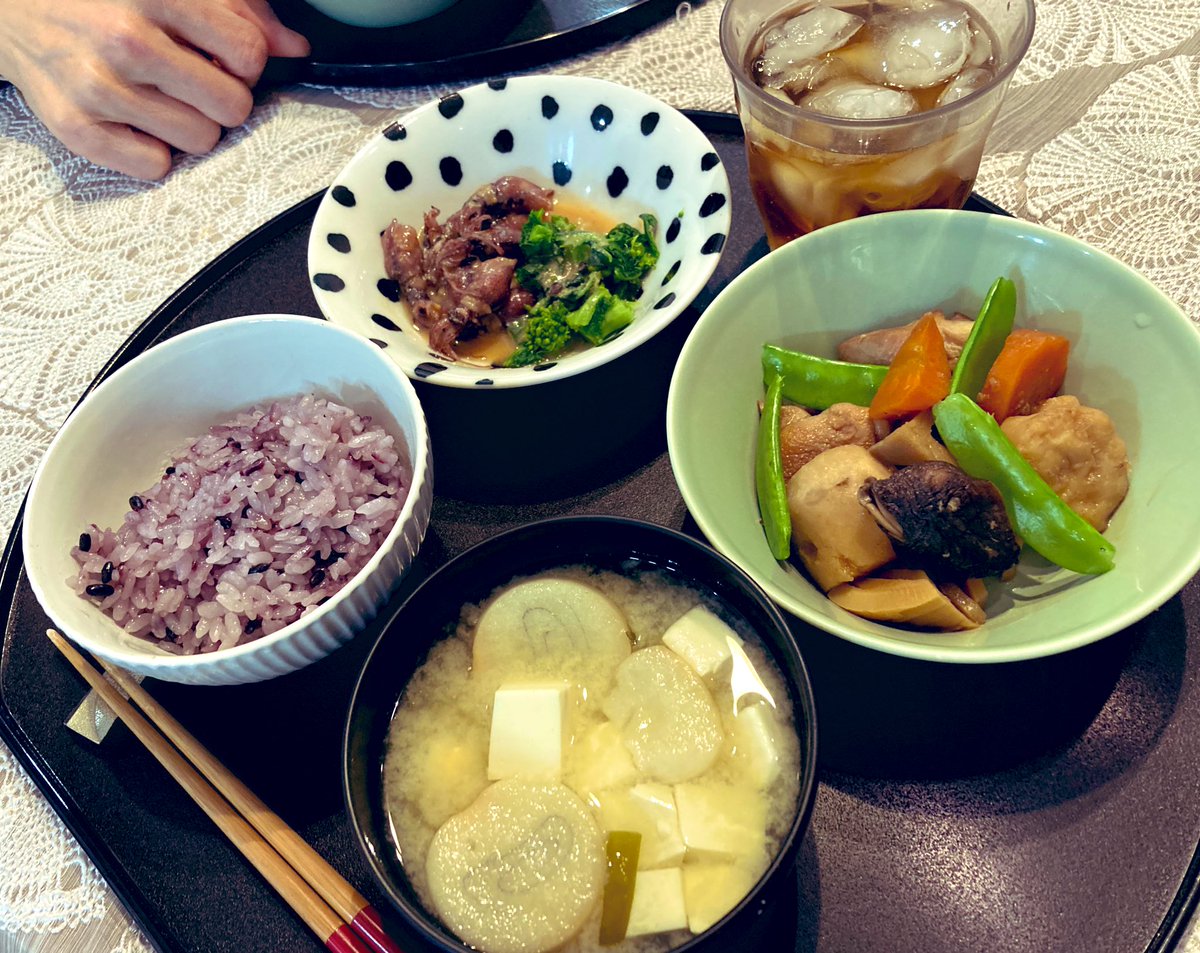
[858,461,1020,578]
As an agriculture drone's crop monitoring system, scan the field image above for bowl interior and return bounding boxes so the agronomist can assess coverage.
[308,74,731,388]
[343,516,819,951]
[668,209,1200,663]
[23,314,429,676]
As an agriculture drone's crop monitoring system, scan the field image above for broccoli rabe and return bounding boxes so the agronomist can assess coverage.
[503,209,659,367]
[566,289,635,345]
[605,214,660,299]
[505,307,573,367]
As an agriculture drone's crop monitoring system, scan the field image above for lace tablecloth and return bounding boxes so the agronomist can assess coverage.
[2,1,1199,951]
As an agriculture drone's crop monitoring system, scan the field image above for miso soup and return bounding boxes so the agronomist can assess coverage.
[382,566,804,953]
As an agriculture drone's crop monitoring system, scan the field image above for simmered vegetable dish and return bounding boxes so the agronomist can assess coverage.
[756,277,1131,631]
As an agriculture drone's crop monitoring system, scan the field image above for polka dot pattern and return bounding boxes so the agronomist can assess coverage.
[493,129,514,153]
[439,157,463,186]
[438,94,465,119]
[308,75,731,390]
[607,166,629,197]
[386,162,412,191]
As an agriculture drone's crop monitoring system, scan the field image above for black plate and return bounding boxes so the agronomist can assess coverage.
[260,0,680,86]
[2,112,1198,953]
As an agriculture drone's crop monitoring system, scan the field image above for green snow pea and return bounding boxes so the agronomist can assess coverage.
[762,343,887,410]
[756,370,791,560]
[949,276,1017,399]
[932,393,1115,574]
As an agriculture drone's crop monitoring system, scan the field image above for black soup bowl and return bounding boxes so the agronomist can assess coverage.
[343,515,819,953]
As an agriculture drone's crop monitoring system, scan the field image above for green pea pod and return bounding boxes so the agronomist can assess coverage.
[762,343,887,410]
[932,393,1115,574]
[949,276,1017,398]
[756,371,791,560]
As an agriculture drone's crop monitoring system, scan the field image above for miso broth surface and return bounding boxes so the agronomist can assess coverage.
[382,567,803,953]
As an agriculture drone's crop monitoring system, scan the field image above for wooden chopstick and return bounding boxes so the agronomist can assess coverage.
[47,629,402,953]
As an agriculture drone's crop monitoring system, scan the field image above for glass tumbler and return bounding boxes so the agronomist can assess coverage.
[720,0,1035,248]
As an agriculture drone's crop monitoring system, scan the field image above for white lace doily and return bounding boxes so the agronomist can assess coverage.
[0,0,1198,950]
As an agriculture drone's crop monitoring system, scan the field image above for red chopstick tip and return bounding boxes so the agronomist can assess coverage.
[326,923,373,953]
[352,905,405,953]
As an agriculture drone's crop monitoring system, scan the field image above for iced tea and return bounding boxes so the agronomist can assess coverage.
[720,0,1034,247]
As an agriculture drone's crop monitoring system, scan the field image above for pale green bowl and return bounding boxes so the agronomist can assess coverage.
[666,209,1200,663]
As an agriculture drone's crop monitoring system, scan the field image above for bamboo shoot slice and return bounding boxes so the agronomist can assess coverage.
[473,576,631,695]
[426,780,606,953]
[828,570,980,630]
[603,646,725,784]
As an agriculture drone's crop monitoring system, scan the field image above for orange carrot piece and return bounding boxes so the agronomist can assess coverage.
[867,311,951,420]
[977,328,1071,422]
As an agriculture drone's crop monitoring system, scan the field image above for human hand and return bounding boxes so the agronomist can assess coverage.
[0,0,310,179]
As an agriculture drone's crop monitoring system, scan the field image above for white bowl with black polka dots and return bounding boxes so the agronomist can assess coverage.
[307,74,731,389]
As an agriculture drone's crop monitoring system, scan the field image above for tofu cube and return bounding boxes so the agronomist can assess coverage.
[661,606,741,679]
[625,867,689,937]
[682,862,758,934]
[673,782,767,862]
[728,638,777,711]
[567,721,638,794]
[732,701,783,788]
[487,682,568,780]
[596,783,686,869]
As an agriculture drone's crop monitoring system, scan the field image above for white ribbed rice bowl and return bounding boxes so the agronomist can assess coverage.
[23,315,433,685]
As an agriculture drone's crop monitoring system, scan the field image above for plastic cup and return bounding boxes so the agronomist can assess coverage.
[720,0,1035,248]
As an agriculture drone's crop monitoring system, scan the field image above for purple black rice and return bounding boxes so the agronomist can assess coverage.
[70,394,411,655]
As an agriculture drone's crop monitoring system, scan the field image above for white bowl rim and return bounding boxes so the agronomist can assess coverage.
[23,313,432,673]
[308,73,732,390]
[668,208,1200,665]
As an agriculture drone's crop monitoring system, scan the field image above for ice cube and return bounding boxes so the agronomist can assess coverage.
[756,6,864,78]
[966,20,994,68]
[763,55,851,97]
[802,79,918,119]
[761,85,797,105]
[865,0,972,89]
[936,66,993,106]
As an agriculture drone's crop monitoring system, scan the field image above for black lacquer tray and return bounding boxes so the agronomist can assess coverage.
[3,113,1199,953]
[261,0,680,86]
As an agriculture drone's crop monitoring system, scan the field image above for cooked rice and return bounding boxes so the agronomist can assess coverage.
[70,394,410,654]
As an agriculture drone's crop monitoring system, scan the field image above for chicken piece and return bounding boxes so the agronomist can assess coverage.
[838,311,974,367]
[1000,395,1130,532]
[787,445,895,591]
[869,410,956,467]
[779,404,811,428]
[780,402,875,482]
